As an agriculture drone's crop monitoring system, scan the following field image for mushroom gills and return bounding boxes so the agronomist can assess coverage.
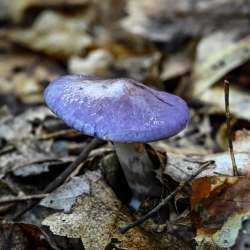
[113,142,162,209]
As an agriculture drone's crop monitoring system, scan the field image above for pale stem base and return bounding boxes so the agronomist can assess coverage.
[113,142,161,209]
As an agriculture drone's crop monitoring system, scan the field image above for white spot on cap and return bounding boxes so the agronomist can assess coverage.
[73,79,126,99]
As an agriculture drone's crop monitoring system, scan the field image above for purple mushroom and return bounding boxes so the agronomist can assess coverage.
[44,75,189,209]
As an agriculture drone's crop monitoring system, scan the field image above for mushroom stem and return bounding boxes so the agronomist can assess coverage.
[113,142,162,209]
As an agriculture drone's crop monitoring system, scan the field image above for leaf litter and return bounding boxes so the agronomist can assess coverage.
[42,170,158,250]
[1,0,250,249]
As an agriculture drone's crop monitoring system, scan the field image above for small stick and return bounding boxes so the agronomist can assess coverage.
[44,138,103,192]
[119,160,213,234]
[0,194,48,205]
[13,138,104,220]
[0,145,15,156]
[224,80,239,176]
[39,129,80,140]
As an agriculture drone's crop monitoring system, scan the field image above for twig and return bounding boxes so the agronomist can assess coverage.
[44,138,103,192]
[224,80,239,176]
[0,145,15,156]
[13,138,104,220]
[118,160,213,234]
[39,129,80,140]
[0,194,48,205]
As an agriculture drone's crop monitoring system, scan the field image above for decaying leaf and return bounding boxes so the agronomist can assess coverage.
[0,106,56,175]
[40,172,96,213]
[0,106,51,141]
[2,10,93,58]
[0,222,59,250]
[232,216,250,250]
[122,0,250,43]
[0,51,62,104]
[13,160,63,177]
[191,176,250,248]
[160,51,191,81]
[200,86,250,121]
[68,49,114,76]
[192,32,250,97]
[43,170,156,250]
[163,129,250,182]
[0,0,90,23]
[116,52,161,82]
[234,130,250,152]
[165,151,250,182]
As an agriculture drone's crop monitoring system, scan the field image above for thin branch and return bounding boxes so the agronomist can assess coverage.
[0,194,48,205]
[224,80,239,176]
[0,145,15,156]
[44,138,104,193]
[13,138,104,220]
[39,129,79,140]
[118,160,214,234]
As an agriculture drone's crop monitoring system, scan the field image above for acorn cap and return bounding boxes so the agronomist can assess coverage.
[44,75,189,142]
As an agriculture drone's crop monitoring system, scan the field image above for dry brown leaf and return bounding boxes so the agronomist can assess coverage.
[68,49,114,77]
[0,51,62,104]
[163,130,250,182]
[191,176,250,248]
[2,10,93,59]
[116,52,161,82]
[0,106,56,175]
[0,222,59,250]
[191,32,250,98]
[200,86,250,121]
[160,51,191,81]
[0,0,90,23]
[40,172,94,213]
[43,170,156,250]
[122,0,250,42]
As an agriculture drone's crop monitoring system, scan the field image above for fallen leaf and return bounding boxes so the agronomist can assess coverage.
[0,106,57,175]
[2,10,93,59]
[0,0,90,23]
[160,51,191,81]
[43,170,156,250]
[199,86,250,121]
[0,50,62,104]
[232,216,250,250]
[191,176,250,248]
[191,31,250,97]
[122,0,250,43]
[116,52,161,82]
[40,172,97,213]
[68,49,114,76]
[0,222,59,250]
[162,130,250,182]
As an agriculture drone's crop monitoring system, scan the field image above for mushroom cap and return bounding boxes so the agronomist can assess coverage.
[44,75,189,142]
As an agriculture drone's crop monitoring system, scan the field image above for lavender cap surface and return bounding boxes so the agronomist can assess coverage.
[44,75,189,142]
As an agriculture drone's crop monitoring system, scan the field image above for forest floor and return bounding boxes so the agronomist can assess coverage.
[1,1,250,249]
